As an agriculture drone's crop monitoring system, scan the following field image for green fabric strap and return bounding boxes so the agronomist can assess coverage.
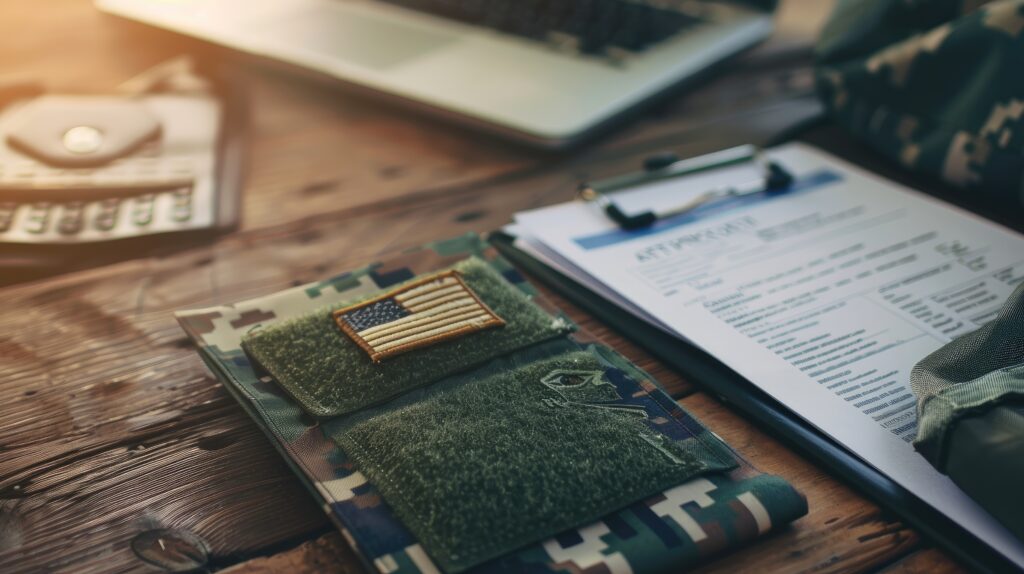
[915,363,1024,465]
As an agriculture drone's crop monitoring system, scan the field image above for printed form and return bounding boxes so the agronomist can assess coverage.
[513,143,1024,566]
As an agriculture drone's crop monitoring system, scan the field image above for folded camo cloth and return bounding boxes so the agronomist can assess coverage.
[816,0,1024,207]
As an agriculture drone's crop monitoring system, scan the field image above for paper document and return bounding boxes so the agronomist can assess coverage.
[513,143,1024,566]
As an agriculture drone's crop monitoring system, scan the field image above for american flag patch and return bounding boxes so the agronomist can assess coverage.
[333,270,505,362]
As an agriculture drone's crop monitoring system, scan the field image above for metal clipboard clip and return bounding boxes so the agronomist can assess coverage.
[578,145,795,230]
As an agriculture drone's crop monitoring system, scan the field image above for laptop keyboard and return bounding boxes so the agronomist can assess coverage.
[378,0,708,55]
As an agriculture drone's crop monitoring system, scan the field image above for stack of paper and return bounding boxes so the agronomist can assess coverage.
[509,143,1024,568]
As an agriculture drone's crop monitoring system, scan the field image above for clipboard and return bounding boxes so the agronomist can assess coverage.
[489,126,1024,574]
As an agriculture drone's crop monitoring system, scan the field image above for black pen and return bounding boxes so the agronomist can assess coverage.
[578,145,794,230]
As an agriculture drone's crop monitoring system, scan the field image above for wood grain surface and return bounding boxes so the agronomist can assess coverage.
[0,0,966,572]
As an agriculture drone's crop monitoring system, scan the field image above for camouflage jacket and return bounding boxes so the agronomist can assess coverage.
[816,0,1024,208]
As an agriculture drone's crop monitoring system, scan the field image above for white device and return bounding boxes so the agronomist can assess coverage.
[96,0,773,148]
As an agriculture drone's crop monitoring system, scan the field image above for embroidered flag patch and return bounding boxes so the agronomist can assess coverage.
[333,270,505,362]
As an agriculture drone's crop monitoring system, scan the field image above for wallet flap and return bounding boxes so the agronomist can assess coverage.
[241,256,575,417]
[7,95,161,167]
[326,346,738,572]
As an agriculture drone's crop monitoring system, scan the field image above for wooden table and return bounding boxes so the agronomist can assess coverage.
[0,2,966,572]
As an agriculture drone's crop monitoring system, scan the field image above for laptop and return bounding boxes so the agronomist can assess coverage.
[96,0,774,148]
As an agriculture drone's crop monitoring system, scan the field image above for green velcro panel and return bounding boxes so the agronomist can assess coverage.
[327,349,731,573]
[241,257,574,417]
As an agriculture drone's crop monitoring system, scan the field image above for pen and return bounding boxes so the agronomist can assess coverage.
[578,145,794,230]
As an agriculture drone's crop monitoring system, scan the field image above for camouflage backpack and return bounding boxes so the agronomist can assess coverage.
[816,0,1024,208]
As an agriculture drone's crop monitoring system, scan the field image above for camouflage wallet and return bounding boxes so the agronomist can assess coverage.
[176,233,808,573]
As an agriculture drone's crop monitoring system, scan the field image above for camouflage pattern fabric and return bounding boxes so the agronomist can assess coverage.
[816,0,1024,207]
[175,233,808,573]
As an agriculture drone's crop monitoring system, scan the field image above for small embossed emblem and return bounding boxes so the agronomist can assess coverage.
[539,368,687,465]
